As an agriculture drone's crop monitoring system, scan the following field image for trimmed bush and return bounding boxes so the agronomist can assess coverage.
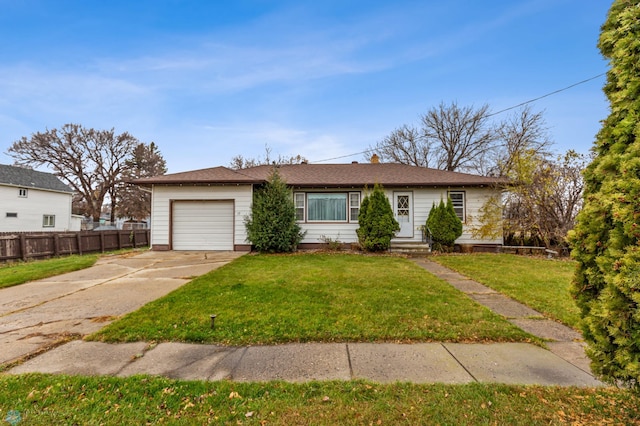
[357,184,399,252]
[426,197,463,252]
[245,168,305,253]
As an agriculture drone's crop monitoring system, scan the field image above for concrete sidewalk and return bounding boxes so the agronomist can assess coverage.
[8,340,601,386]
[411,259,592,375]
[3,254,604,387]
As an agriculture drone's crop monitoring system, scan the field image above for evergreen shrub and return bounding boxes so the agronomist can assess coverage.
[357,184,399,252]
[245,168,305,253]
[426,197,463,252]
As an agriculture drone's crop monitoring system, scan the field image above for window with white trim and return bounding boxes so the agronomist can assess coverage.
[308,193,347,221]
[349,192,361,221]
[18,188,27,198]
[294,192,361,222]
[42,214,55,227]
[448,191,465,222]
[294,193,305,221]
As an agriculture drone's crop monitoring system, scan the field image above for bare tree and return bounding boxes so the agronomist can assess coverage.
[422,102,498,173]
[492,106,553,176]
[117,142,167,221]
[7,124,138,222]
[229,145,307,169]
[369,124,431,167]
[370,102,498,173]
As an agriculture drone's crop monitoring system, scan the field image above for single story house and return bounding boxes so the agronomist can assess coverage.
[135,156,507,251]
[0,164,78,232]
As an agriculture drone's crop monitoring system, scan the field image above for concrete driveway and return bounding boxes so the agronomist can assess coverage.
[0,250,244,366]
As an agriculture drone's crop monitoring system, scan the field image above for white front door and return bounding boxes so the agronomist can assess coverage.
[394,192,413,238]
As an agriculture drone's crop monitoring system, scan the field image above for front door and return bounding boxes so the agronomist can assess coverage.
[394,192,413,238]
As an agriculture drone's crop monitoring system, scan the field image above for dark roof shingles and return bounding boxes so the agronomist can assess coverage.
[136,163,507,187]
[0,164,72,192]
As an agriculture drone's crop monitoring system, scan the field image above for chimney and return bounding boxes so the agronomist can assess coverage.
[370,153,380,164]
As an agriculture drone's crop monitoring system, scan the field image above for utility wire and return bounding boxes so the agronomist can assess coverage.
[486,73,606,117]
[312,73,607,164]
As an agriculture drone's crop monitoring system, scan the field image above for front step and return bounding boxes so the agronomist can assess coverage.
[389,242,431,255]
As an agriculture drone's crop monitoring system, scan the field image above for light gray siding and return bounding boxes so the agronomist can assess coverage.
[0,184,73,232]
[412,187,503,245]
[151,185,252,248]
[297,186,503,246]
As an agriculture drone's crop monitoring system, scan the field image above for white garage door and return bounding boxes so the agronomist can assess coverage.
[172,200,234,250]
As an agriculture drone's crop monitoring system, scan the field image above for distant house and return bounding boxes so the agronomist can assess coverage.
[135,156,508,252]
[0,164,77,232]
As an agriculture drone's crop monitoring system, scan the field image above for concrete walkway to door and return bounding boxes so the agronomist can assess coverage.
[0,250,244,366]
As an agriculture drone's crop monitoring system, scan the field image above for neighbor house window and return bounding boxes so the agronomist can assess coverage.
[448,191,465,222]
[43,215,55,227]
[6,212,17,218]
[18,188,27,198]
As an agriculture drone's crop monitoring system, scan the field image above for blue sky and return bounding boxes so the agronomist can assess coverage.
[0,0,610,173]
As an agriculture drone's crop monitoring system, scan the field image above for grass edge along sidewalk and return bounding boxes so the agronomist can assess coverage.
[0,254,99,290]
[432,253,581,329]
[90,253,537,345]
[1,374,638,425]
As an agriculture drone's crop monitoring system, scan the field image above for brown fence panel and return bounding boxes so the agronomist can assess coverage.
[0,230,150,263]
[0,236,21,261]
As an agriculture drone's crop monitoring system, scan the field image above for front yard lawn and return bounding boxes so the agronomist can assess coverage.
[0,254,99,289]
[1,374,638,425]
[91,253,534,345]
[432,254,581,329]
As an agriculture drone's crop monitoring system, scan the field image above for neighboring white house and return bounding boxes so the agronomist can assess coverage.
[0,164,76,232]
[135,157,508,252]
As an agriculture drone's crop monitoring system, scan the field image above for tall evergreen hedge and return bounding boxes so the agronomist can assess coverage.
[357,184,399,252]
[245,168,305,253]
[426,197,463,252]
[568,0,640,389]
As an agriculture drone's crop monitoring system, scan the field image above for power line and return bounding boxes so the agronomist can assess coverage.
[486,73,606,117]
[312,73,607,164]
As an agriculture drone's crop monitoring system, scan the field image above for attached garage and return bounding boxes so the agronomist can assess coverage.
[172,200,234,250]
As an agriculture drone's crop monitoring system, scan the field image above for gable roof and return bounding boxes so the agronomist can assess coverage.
[0,164,72,193]
[135,162,508,188]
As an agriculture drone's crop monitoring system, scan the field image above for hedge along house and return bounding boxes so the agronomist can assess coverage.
[134,156,508,252]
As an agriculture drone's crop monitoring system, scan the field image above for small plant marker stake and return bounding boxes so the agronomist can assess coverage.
[210,314,217,329]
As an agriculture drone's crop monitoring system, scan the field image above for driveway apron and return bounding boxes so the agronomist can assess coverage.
[0,250,244,365]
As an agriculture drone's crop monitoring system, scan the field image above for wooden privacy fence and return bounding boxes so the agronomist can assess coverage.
[0,230,150,262]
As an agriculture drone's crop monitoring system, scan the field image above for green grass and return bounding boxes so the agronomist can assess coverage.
[432,254,581,329]
[0,254,99,289]
[91,253,534,345]
[1,374,638,425]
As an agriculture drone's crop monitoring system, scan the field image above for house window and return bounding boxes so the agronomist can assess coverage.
[295,192,361,222]
[294,193,305,221]
[448,191,465,222]
[18,188,27,198]
[6,212,17,218]
[308,193,347,222]
[43,214,55,228]
[349,192,361,221]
